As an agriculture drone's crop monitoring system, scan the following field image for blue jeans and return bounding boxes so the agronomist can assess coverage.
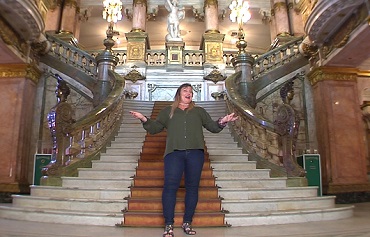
[162,149,205,225]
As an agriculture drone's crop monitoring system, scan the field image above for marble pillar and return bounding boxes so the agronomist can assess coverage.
[59,0,78,34]
[272,0,290,37]
[132,0,147,32]
[0,64,41,193]
[308,67,370,194]
[204,0,219,33]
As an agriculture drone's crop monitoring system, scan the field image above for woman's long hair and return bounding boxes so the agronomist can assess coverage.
[170,83,195,118]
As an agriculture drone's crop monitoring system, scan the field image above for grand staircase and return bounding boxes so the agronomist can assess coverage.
[0,100,353,227]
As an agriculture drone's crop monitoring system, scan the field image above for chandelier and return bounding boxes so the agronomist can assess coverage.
[102,0,123,23]
[229,0,251,54]
[229,0,251,29]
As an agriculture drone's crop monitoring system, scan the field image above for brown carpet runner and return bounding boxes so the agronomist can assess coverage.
[120,101,226,227]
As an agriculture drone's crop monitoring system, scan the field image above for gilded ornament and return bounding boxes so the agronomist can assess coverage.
[204,0,218,8]
[124,66,145,82]
[204,67,226,83]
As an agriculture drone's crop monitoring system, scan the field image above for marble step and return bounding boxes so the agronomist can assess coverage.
[207,149,244,155]
[11,195,127,213]
[218,187,319,199]
[222,196,336,213]
[205,143,239,148]
[30,186,130,200]
[211,161,256,170]
[112,137,146,143]
[115,131,147,137]
[104,148,145,155]
[77,169,135,179]
[0,205,123,226]
[225,205,354,227]
[213,169,271,179]
[91,160,138,170]
[107,142,143,149]
[99,154,140,162]
[209,154,248,161]
[117,127,148,133]
[216,178,288,189]
[204,138,236,143]
[62,177,132,189]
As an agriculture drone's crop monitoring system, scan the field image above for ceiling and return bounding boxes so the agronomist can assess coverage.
[78,0,272,53]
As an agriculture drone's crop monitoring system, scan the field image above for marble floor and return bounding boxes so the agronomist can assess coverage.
[0,202,370,237]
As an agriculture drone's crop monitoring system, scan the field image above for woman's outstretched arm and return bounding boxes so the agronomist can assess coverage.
[129,111,148,123]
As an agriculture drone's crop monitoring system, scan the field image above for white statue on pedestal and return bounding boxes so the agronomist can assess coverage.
[165,0,185,41]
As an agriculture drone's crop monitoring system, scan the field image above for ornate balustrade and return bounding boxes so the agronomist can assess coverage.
[253,37,303,80]
[47,34,97,79]
[41,71,125,186]
[88,49,238,68]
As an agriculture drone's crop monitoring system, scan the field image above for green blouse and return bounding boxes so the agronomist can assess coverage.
[142,106,224,156]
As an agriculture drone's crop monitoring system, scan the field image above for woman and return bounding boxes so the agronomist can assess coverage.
[129,83,238,237]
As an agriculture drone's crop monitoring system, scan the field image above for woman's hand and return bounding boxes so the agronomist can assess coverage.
[129,111,147,123]
[219,113,238,125]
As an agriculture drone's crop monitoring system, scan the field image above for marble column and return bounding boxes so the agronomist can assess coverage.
[0,64,41,193]
[272,0,290,37]
[59,0,78,34]
[132,0,147,32]
[43,0,79,43]
[308,67,370,194]
[125,0,148,63]
[202,0,226,88]
[204,0,219,33]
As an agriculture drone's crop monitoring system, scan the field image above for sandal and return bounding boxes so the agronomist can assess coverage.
[182,222,196,235]
[163,224,174,237]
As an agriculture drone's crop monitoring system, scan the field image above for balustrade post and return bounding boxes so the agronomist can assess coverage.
[94,23,119,106]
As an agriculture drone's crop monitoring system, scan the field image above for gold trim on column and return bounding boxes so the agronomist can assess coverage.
[204,0,218,8]
[307,67,359,86]
[0,64,41,84]
[273,2,287,11]
[134,0,147,7]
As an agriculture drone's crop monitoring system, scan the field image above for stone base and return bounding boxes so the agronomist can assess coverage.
[0,183,30,193]
[335,192,370,204]
[40,176,62,186]
[286,177,308,187]
[0,192,13,203]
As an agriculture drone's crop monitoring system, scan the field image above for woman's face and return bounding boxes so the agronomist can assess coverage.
[179,86,193,104]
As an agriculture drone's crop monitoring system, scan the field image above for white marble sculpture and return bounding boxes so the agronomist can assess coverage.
[165,0,185,41]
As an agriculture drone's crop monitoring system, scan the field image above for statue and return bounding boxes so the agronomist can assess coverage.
[274,80,305,177]
[165,0,185,41]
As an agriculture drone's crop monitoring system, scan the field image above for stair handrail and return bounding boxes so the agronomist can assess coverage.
[253,37,304,80]
[225,72,282,170]
[46,33,98,79]
[41,70,125,185]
